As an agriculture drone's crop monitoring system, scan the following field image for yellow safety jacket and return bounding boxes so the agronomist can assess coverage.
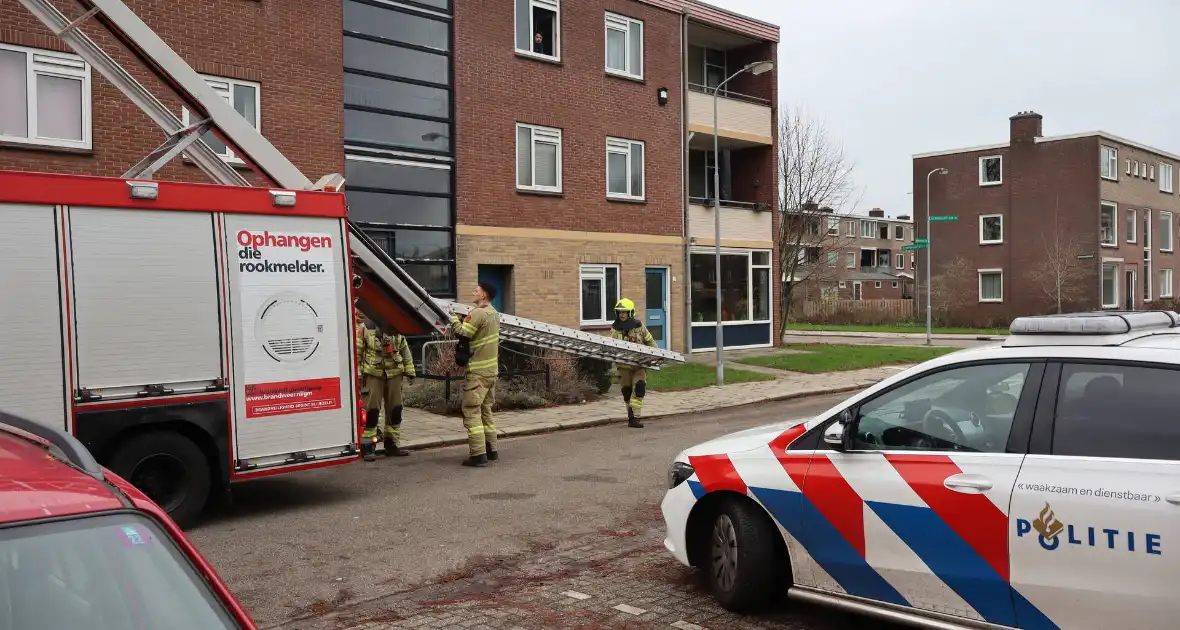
[356,324,414,379]
[611,319,656,369]
[451,305,500,377]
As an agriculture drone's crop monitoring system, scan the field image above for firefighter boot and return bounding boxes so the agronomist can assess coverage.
[628,382,645,429]
[486,449,499,461]
[384,407,410,456]
[628,407,644,429]
[462,454,489,468]
[362,408,380,462]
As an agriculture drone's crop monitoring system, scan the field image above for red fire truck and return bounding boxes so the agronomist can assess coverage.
[0,0,450,526]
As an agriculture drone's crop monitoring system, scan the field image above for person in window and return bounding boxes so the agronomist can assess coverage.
[611,298,657,429]
[534,32,546,55]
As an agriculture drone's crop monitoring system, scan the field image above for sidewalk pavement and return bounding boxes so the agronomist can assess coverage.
[398,365,904,450]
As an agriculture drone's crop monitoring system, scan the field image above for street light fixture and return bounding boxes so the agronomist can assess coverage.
[925,167,949,346]
[712,60,774,386]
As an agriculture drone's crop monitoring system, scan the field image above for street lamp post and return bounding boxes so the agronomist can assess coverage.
[712,60,774,386]
[925,167,948,346]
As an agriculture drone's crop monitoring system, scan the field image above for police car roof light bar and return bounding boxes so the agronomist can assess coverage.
[439,301,685,368]
[1003,310,1180,348]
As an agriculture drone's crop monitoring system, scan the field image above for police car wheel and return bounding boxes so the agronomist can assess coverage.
[706,499,781,612]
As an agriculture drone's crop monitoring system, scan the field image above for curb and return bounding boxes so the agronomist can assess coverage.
[400,382,873,452]
[782,330,1002,341]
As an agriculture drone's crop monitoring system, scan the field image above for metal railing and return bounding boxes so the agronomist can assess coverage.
[687,83,770,106]
[688,196,764,210]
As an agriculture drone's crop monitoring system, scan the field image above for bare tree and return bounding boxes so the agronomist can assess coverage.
[1025,202,1090,313]
[930,256,975,325]
[777,106,861,330]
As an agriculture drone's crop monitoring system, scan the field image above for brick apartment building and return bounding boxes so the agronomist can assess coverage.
[0,0,778,353]
[914,111,1180,324]
[789,208,915,301]
[456,0,778,352]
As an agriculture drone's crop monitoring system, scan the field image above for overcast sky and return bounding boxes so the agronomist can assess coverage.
[710,0,1180,219]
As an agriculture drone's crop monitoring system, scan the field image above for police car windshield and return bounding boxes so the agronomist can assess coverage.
[0,513,240,630]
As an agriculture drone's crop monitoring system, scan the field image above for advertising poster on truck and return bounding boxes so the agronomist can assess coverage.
[231,228,343,418]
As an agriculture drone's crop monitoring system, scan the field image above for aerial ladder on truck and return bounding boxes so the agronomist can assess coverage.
[8,0,683,525]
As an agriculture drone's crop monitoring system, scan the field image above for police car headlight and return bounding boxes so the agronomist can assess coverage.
[667,461,694,489]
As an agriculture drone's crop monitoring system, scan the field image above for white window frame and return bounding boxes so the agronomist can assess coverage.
[689,248,773,326]
[874,281,882,289]
[1102,261,1120,308]
[515,0,561,62]
[978,155,1002,186]
[1100,201,1118,247]
[894,224,905,241]
[605,137,644,200]
[895,253,904,269]
[516,123,563,193]
[1150,164,1155,181]
[1133,161,1140,177]
[1162,163,1175,193]
[578,263,619,326]
[845,252,855,269]
[827,252,838,267]
[838,281,847,289]
[1101,145,1118,180]
[604,12,643,80]
[978,269,1003,303]
[181,74,260,164]
[1161,211,1174,253]
[860,220,876,238]
[1126,208,1137,243]
[845,220,856,237]
[0,43,92,150]
[978,214,1003,245]
[910,253,915,269]
[892,281,899,288]
[827,216,840,236]
[1161,269,1174,299]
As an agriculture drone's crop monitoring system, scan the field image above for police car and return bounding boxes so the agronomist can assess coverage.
[661,311,1180,630]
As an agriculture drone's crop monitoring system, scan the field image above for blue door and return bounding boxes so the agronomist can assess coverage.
[477,265,509,313]
[644,267,668,349]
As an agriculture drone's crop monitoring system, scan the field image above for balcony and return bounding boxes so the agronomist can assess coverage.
[688,198,772,245]
[687,87,773,147]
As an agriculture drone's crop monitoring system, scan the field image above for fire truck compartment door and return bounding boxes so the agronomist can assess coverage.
[224,215,356,466]
[69,207,223,397]
[0,203,67,430]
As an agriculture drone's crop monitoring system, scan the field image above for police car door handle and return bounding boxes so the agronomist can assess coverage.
[1165,493,1180,505]
[943,473,992,494]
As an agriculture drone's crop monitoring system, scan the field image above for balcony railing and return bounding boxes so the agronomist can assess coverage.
[688,196,766,211]
[687,83,770,106]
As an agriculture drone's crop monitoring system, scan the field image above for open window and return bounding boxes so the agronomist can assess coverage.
[515,0,560,60]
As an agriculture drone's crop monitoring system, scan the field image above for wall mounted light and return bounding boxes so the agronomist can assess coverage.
[127,180,158,200]
[657,87,669,106]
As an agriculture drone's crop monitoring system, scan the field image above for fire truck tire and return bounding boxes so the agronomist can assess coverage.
[109,431,211,528]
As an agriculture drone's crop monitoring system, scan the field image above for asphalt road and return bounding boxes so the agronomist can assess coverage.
[188,392,851,628]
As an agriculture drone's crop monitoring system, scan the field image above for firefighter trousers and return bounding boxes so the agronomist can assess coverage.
[618,367,647,418]
[461,374,498,457]
[362,374,406,446]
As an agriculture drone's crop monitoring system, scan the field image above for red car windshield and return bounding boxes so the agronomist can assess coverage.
[0,512,240,630]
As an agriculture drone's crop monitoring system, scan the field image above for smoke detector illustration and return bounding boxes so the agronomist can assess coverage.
[254,292,324,363]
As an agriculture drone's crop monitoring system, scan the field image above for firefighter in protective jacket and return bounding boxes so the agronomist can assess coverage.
[611,298,656,429]
[356,317,416,461]
[448,282,500,468]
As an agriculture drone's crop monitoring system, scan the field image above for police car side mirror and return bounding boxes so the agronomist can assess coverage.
[824,409,854,451]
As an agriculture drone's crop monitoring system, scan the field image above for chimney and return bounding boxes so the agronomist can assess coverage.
[1010,110,1043,144]
[897,214,911,221]
[868,208,885,218]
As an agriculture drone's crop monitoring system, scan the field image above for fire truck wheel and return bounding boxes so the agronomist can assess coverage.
[109,431,211,528]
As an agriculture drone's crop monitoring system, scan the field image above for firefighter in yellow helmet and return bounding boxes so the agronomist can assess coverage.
[356,315,416,461]
[449,281,501,467]
[611,298,657,428]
